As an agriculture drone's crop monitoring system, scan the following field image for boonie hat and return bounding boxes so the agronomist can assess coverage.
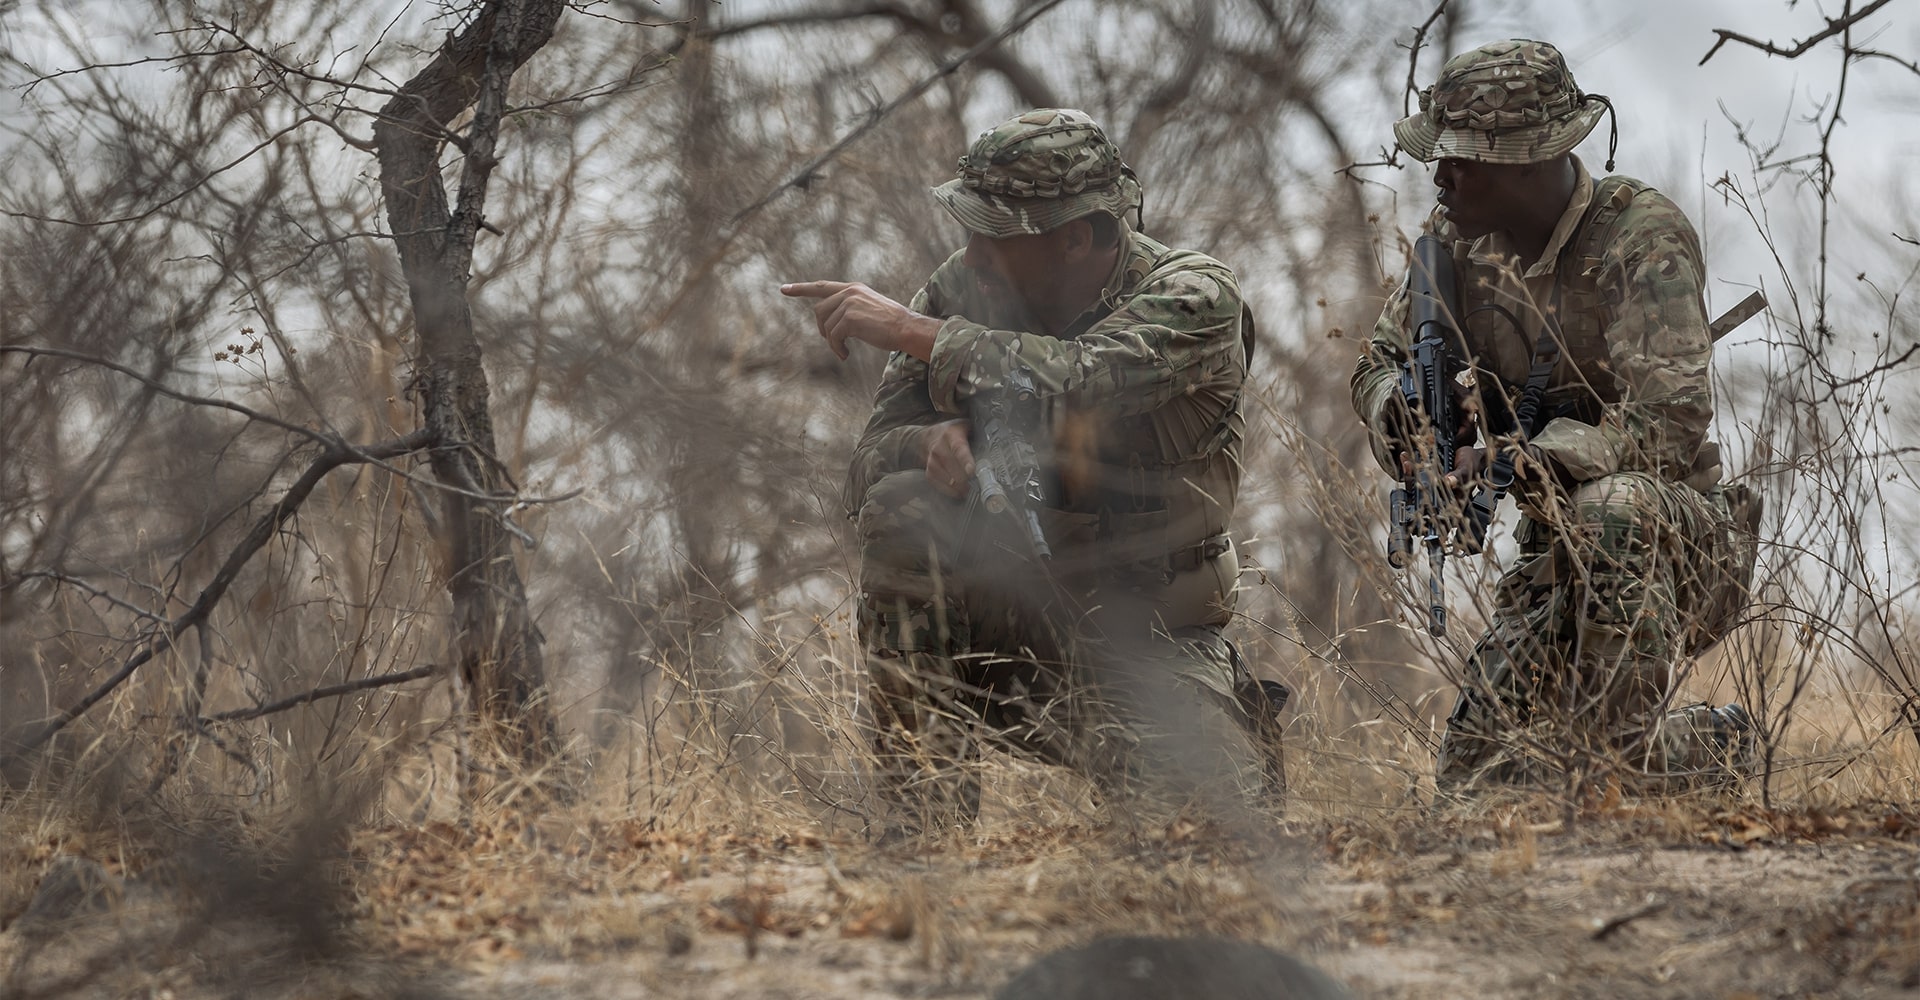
[1393,39,1613,167]
[931,108,1142,239]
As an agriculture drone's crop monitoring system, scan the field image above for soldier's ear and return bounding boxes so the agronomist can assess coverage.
[1058,218,1096,261]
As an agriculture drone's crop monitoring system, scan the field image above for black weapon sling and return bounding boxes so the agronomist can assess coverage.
[1470,176,1644,530]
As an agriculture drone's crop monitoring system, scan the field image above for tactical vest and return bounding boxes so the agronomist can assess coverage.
[1452,176,1696,470]
[1047,236,1255,572]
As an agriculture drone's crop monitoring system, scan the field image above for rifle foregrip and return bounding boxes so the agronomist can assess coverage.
[1387,488,1413,568]
[975,466,1009,514]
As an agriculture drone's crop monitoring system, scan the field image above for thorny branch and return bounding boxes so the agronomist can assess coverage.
[1402,0,1450,117]
[7,571,168,625]
[0,115,336,228]
[694,0,1063,109]
[1336,0,1450,177]
[0,345,576,508]
[14,46,250,95]
[1699,0,1898,65]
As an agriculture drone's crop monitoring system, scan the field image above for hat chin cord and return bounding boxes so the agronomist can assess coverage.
[1588,94,1619,172]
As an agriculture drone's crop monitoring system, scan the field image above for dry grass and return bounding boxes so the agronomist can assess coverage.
[8,668,1920,999]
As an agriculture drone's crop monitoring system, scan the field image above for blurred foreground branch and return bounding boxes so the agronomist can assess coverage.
[204,664,440,725]
[6,428,434,761]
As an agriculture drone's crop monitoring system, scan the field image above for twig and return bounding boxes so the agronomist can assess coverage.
[0,345,573,507]
[1853,48,1920,77]
[1699,0,1896,65]
[1591,896,1667,940]
[1401,1,1451,117]
[3,345,345,448]
[0,115,336,227]
[5,571,167,623]
[15,46,250,95]
[726,0,1072,227]
[1335,1,1446,176]
[6,429,434,758]
[204,664,439,724]
[1235,561,1440,755]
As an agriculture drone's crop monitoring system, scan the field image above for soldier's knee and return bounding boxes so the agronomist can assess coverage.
[1569,473,1660,546]
[857,470,948,545]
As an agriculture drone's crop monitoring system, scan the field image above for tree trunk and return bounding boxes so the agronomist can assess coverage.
[372,0,565,765]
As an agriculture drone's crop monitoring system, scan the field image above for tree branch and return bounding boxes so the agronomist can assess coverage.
[728,0,1071,227]
[204,664,438,724]
[1,345,343,447]
[16,46,250,96]
[6,429,434,759]
[0,345,574,506]
[1853,47,1920,77]
[5,571,166,624]
[697,0,1060,108]
[1699,0,1897,65]
[0,115,335,228]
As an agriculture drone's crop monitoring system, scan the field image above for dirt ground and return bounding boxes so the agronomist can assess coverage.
[6,793,1919,1000]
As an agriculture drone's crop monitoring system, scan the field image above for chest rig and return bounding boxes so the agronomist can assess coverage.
[1455,175,1652,439]
[1050,238,1256,566]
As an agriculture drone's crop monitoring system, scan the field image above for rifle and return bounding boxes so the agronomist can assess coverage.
[970,364,1052,561]
[1385,234,1771,640]
[1387,234,1467,637]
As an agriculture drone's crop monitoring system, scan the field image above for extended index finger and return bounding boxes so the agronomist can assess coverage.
[780,280,852,299]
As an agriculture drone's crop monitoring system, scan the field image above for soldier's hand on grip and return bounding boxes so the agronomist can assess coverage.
[921,419,976,500]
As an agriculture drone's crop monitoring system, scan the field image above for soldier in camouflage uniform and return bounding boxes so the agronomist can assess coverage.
[1351,41,1762,792]
[784,109,1280,834]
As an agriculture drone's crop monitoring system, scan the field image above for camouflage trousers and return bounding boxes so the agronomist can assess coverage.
[1437,473,1757,792]
[855,470,1277,832]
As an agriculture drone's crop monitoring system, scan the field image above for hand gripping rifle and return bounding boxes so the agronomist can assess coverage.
[970,364,1052,561]
[1387,235,1469,637]
[1385,225,1772,639]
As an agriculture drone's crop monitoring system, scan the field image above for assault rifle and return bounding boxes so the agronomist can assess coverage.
[1388,234,1469,637]
[1384,233,1771,640]
[970,364,1052,561]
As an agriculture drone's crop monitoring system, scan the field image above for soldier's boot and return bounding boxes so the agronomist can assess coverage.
[1434,685,1534,797]
[1232,678,1290,808]
[1649,701,1757,789]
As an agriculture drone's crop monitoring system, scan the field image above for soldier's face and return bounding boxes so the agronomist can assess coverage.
[1433,157,1531,239]
[962,229,1069,310]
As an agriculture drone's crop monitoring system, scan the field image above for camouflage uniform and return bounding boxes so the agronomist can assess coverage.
[847,110,1276,830]
[1352,42,1759,791]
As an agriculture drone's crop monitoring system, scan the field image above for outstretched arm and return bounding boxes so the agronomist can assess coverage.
[783,280,942,362]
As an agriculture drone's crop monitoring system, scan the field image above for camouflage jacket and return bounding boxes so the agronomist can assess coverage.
[1352,158,1721,493]
[846,228,1252,568]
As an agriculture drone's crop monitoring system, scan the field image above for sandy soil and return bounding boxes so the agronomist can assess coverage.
[5,799,1918,1000]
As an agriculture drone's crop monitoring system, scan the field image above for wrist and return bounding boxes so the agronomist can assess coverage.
[894,313,941,363]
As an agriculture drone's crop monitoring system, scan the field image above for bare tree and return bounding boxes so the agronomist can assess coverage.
[370,0,570,766]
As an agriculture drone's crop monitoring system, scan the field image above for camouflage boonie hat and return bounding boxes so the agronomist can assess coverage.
[931,108,1142,239]
[1394,39,1608,165]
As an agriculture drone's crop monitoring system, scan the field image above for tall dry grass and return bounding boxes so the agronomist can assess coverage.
[1,0,1917,995]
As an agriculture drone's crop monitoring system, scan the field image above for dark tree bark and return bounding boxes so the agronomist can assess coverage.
[372,0,565,765]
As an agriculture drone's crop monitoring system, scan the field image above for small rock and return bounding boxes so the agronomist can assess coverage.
[995,935,1352,1000]
[664,918,694,956]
